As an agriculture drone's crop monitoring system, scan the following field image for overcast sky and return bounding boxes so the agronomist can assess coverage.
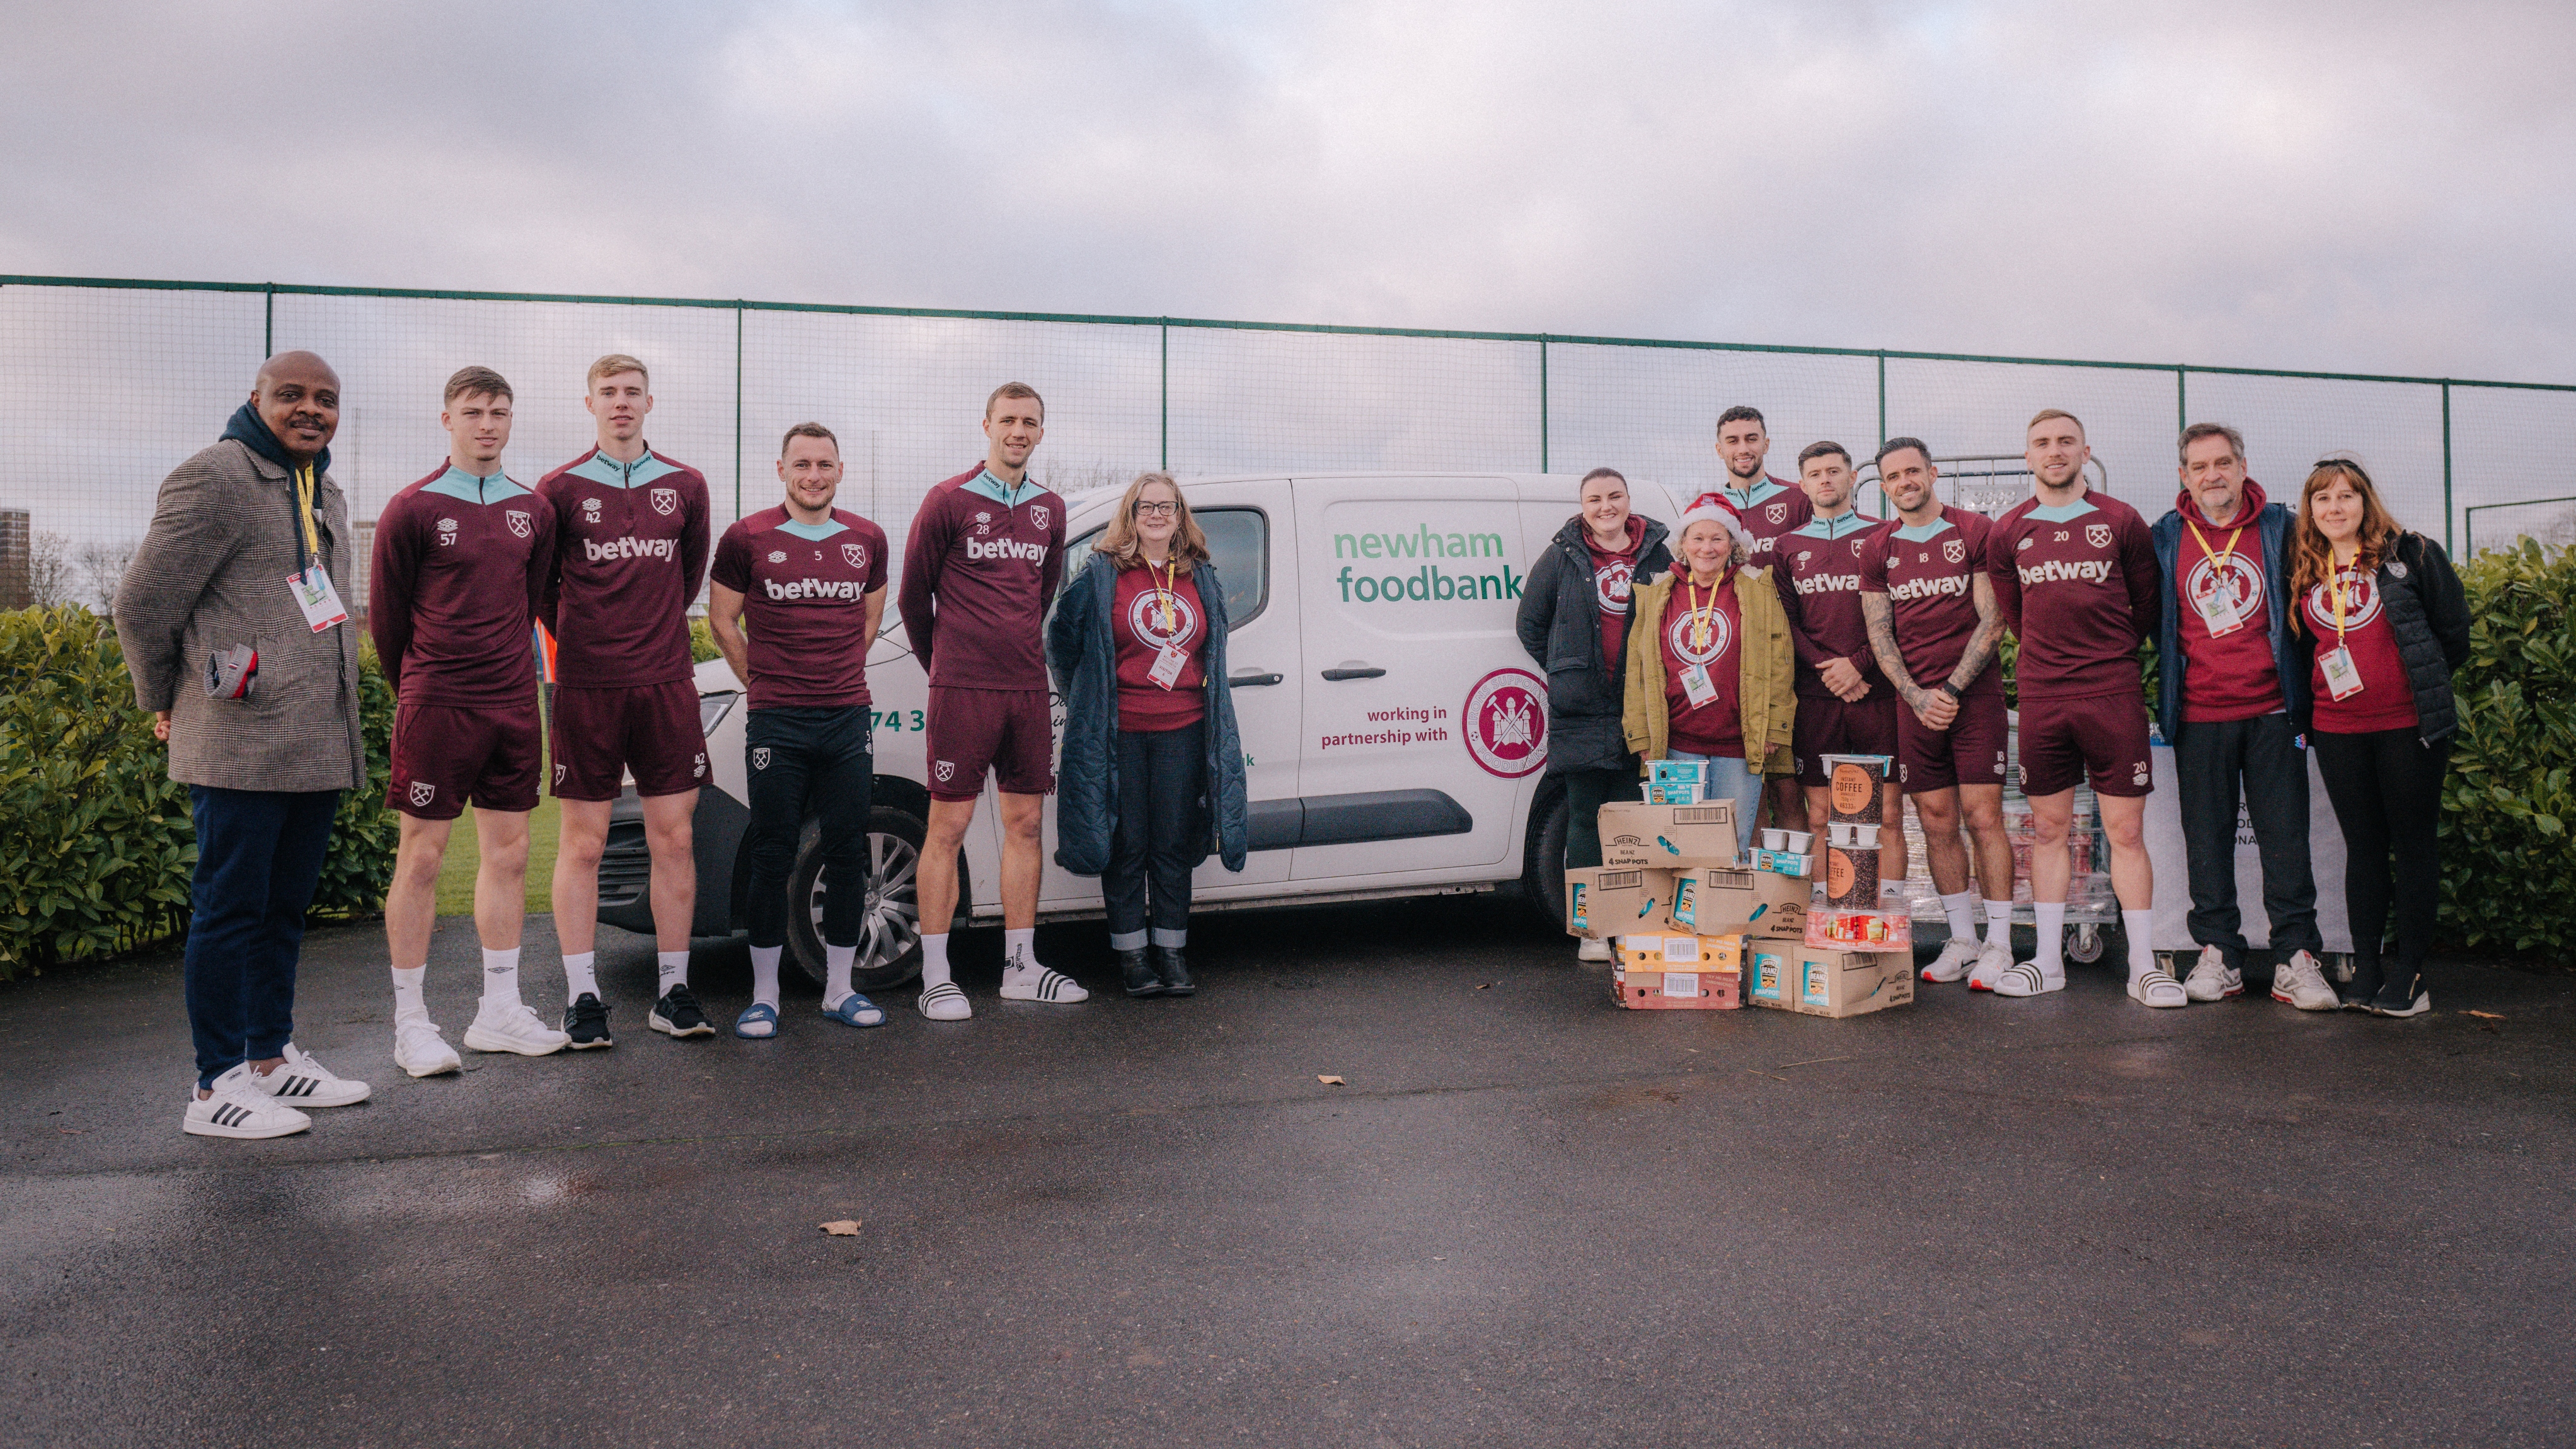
[6,0,2572,383]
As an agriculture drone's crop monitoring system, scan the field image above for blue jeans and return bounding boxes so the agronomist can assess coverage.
[1661,750,1761,855]
[185,787,340,1087]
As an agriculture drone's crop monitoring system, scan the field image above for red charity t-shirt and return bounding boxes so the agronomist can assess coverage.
[1659,575,1746,759]
[2302,564,2418,734]
[2176,519,2284,722]
[1584,519,1645,672]
[708,506,890,710]
[1112,561,1209,732]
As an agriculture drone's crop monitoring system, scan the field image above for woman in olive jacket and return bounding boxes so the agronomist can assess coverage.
[1624,504,1797,857]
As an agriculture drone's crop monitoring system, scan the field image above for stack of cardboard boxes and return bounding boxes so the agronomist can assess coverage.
[1760,753,1914,1018]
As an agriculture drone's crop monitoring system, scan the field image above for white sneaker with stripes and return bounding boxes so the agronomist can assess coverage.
[185,1067,311,1140]
[2128,968,2189,1008]
[1921,938,1982,983]
[2182,946,2244,1002]
[2270,950,2340,1011]
[1992,961,2066,997]
[917,981,973,1021]
[999,964,1090,1004]
[250,1044,372,1107]
[394,1019,462,1078]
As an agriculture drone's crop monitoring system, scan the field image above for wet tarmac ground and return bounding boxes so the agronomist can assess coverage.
[3,898,2571,1448]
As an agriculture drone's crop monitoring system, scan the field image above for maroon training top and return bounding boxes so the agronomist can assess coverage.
[1857,505,2000,696]
[1660,573,1746,759]
[708,505,890,711]
[897,466,1067,691]
[2172,483,2284,723]
[536,445,711,689]
[2301,563,2418,734]
[1773,512,1890,701]
[1688,478,1811,566]
[369,464,553,708]
[1584,518,1645,674]
[1112,562,1208,732]
[1986,490,2162,701]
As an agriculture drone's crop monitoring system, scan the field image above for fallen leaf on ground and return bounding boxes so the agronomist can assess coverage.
[820,1220,862,1236]
[2466,1011,2505,1020]
[1316,1075,1346,1086]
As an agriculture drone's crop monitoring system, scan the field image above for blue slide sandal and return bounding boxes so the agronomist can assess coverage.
[733,1003,780,1039]
[821,993,887,1028]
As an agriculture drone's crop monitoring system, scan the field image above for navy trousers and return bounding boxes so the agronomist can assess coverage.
[1105,721,1205,950]
[185,787,340,1087]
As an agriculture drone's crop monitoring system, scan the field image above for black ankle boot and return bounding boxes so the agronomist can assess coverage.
[1118,948,1164,999]
[2338,955,2384,1011]
[1152,945,1196,996]
[2371,968,2429,1017]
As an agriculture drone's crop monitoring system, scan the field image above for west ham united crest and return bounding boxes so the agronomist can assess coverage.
[2086,522,2113,549]
[506,510,532,539]
[842,542,867,569]
[650,487,679,517]
[408,781,436,807]
[751,747,771,770]
[1030,505,1050,530]
[1943,537,1967,564]
[1767,501,1788,525]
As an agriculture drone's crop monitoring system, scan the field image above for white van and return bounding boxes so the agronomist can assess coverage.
[596,472,1690,990]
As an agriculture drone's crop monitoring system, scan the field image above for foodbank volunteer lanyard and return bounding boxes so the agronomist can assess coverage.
[2183,514,2244,570]
[1685,573,1722,653]
[1148,558,1179,636]
[2330,553,2359,641]
[291,464,322,571]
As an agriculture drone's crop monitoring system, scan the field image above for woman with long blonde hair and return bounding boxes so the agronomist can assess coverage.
[1047,472,1249,998]
[2286,457,2471,1016]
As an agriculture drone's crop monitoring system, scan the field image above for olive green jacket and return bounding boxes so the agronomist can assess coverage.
[1623,566,1797,774]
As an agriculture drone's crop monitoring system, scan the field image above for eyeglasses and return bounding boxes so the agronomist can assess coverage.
[1134,501,1178,517]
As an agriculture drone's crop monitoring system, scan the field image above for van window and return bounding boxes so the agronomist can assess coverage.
[1059,507,1269,629]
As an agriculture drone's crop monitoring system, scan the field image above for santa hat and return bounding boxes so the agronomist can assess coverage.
[1674,503,1754,559]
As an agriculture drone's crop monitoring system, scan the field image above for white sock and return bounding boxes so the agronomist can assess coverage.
[2033,902,2067,975]
[2123,910,2158,982]
[1983,902,2015,948]
[480,947,522,1007]
[825,942,858,1005]
[391,965,428,1025]
[1940,891,1975,940]
[749,945,783,1011]
[658,951,688,994]
[920,934,952,989]
[1004,927,1038,973]
[563,951,599,1004]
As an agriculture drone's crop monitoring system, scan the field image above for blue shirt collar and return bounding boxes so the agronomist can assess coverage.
[568,447,681,490]
[777,517,848,541]
[963,467,1040,508]
[423,464,528,504]
[1892,516,1955,542]
[2028,498,2100,523]
[1722,478,1789,508]
[1791,510,1872,540]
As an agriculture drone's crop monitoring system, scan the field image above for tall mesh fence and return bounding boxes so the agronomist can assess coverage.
[6,277,2575,613]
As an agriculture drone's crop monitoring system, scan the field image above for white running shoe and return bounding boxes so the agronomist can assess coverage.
[1992,961,2066,997]
[999,964,1089,1004]
[250,1044,372,1107]
[2270,949,2340,1011]
[917,981,973,1021]
[1921,937,1982,983]
[2128,968,2189,1008]
[185,1067,312,1139]
[1967,941,2015,992]
[464,1000,573,1057]
[2182,946,2244,1003]
[394,1019,462,1078]
[1576,937,1612,963]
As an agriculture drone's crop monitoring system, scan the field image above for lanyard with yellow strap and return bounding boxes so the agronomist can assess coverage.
[1685,573,1720,654]
[1149,558,1178,636]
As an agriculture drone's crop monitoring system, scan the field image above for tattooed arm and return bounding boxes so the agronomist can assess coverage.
[1948,573,2003,696]
[1865,592,1955,729]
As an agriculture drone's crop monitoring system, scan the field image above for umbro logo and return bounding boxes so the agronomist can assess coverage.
[769,550,787,563]
[693,753,707,779]
[436,518,459,546]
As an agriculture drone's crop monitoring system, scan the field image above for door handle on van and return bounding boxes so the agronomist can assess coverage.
[1320,662,1386,681]
[1227,670,1284,687]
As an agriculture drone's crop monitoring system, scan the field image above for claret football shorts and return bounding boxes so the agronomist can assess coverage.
[924,687,1055,801]
[1894,691,2010,794]
[549,680,709,801]
[388,700,542,820]
[2015,691,2153,799]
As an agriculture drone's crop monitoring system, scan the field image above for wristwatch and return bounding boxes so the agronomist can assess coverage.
[1935,682,1962,701]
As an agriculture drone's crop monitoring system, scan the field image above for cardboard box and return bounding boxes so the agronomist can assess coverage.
[1565,866,1677,940]
[1611,965,1744,1010]
[1742,941,1795,1006]
[1803,907,1914,950]
[1597,799,1739,869]
[1670,867,1812,940]
[1822,754,1892,825]
[1782,947,1914,1017]
[1643,781,1705,805]
[1615,932,1746,973]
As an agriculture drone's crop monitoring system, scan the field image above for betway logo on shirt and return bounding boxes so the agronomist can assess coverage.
[1792,571,1861,595]
[965,536,1047,563]
[1887,573,1972,602]
[2018,558,2114,586]
[764,576,866,601]
[583,536,680,563]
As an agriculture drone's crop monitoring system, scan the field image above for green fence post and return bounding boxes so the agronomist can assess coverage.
[1875,352,1887,446]
[263,282,273,358]
[733,302,745,522]
[2176,367,2187,434]
[1159,319,1169,471]
[1539,336,1550,473]
[2442,381,2454,553]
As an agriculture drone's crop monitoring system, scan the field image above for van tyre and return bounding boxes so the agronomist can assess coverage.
[1519,782,1570,932]
[785,805,962,992]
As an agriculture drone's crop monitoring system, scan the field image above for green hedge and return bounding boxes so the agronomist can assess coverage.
[0,606,396,979]
[2441,540,2576,954]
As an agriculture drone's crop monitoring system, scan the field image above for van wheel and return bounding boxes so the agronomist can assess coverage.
[786,805,932,992]
[1521,782,1569,931]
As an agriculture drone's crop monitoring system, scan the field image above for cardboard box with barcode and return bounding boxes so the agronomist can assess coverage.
[1614,931,1747,974]
[1742,939,1797,1007]
[1597,799,1737,869]
[1744,946,1914,1018]
[1611,962,1744,1010]
[1670,866,1811,941]
[1564,866,1676,941]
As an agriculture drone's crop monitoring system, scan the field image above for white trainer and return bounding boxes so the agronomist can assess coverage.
[2270,950,2340,1011]
[1967,941,2015,992]
[917,981,973,1021]
[464,1000,573,1057]
[2128,968,2189,1008]
[2182,946,2244,1002]
[394,1019,462,1078]
[999,964,1089,1004]
[1576,937,1612,963]
[1992,961,2066,997]
[250,1044,372,1107]
[185,1067,312,1139]
[1921,937,1982,983]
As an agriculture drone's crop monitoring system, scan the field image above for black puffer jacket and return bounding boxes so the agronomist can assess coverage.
[1515,515,1674,776]
[2289,531,2472,744]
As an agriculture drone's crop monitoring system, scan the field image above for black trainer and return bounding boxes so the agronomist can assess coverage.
[2370,973,2430,1018]
[1118,948,1164,999]
[564,993,615,1049]
[650,983,717,1038]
